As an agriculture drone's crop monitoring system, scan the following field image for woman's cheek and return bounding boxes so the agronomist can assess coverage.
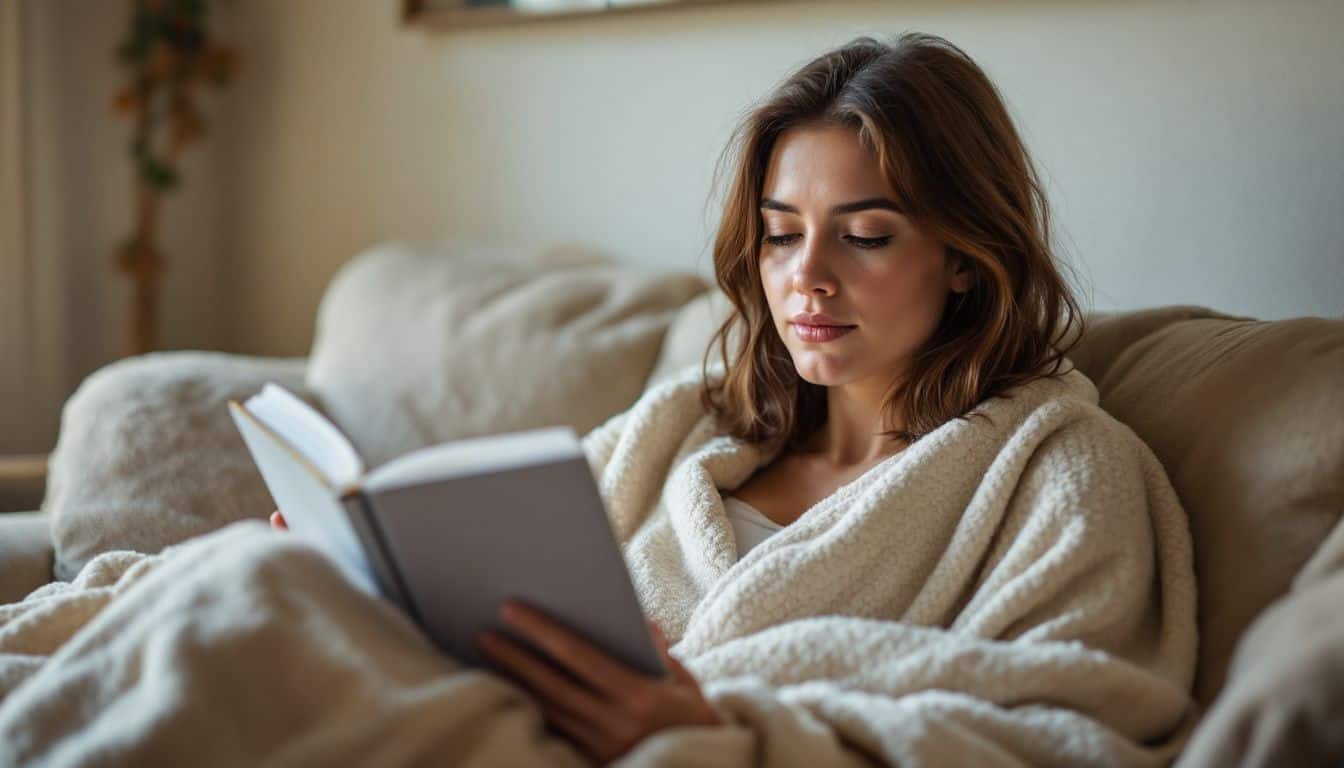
[761,265,792,309]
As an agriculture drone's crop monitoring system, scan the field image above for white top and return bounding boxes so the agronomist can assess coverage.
[723,495,785,559]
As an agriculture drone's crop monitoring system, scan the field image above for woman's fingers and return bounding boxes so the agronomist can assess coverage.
[476,630,614,727]
[269,510,288,530]
[498,601,648,701]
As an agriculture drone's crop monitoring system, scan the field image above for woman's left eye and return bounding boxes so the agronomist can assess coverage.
[846,235,892,250]
[761,234,892,249]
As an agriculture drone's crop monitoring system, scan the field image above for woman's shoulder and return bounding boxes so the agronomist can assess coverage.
[975,362,1142,448]
[1029,364,1150,456]
[988,361,1100,415]
[976,363,1175,502]
[1002,368,1182,528]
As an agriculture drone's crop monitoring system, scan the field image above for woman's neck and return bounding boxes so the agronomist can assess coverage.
[804,376,908,467]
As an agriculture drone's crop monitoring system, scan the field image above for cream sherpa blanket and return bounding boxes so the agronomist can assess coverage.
[0,362,1198,767]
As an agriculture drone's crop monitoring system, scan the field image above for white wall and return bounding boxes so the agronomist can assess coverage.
[12,0,1342,452]
[214,0,1343,357]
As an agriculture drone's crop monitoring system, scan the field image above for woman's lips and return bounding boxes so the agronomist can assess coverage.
[790,322,857,343]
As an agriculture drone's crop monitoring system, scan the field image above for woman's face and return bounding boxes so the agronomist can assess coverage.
[758,123,971,390]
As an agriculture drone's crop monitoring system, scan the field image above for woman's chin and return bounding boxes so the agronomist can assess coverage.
[791,355,854,387]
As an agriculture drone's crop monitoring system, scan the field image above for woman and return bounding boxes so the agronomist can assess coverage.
[269,32,1199,766]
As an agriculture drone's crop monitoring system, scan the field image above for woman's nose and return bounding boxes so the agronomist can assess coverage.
[792,240,839,296]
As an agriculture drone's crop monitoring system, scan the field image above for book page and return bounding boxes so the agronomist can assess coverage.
[229,401,380,595]
[364,426,582,494]
[245,383,365,488]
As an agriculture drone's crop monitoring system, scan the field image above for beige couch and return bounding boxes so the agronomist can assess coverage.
[1,242,1340,766]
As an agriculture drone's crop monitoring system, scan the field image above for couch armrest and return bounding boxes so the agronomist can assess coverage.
[0,455,47,513]
[1177,566,1344,767]
[0,512,54,604]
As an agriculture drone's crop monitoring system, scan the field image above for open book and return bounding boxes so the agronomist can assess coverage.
[227,383,664,677]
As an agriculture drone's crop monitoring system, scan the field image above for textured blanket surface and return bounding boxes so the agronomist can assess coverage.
[0,362,1198,767]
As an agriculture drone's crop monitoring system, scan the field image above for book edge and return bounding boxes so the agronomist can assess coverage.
[228,400,341,490]
[339,490,419,620]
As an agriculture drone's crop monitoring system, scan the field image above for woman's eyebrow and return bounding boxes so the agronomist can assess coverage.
[760,197,903,215]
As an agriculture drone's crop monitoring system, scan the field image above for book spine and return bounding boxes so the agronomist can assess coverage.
[340,492,419,622]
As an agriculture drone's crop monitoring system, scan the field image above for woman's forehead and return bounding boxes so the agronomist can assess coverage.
[763,124,896,208]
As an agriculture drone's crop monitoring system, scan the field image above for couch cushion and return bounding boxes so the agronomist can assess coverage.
[305,243,708,468]
[45,354,315,581]
[645,288,732,389]
[0,456,46,513]
[1067,306,1344,707]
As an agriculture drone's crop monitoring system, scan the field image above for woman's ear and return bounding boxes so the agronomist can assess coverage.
[947,250,974,294]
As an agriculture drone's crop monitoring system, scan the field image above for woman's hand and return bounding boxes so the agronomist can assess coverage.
[269,509,288,530]
[476,600,724,763]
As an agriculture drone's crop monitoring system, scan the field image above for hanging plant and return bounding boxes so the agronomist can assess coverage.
[110,0,237,355]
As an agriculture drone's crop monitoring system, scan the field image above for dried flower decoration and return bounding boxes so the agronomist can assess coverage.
[110,0,237,354]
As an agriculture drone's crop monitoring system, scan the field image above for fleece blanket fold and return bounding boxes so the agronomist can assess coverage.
[0,362,1198,767]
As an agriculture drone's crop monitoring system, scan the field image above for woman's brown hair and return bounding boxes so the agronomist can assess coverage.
[701,31,1083,450]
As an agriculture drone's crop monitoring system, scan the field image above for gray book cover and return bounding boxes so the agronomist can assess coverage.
[352,456,664,676]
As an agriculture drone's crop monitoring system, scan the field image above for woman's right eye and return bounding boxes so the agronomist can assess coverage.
[762,234,799,246]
